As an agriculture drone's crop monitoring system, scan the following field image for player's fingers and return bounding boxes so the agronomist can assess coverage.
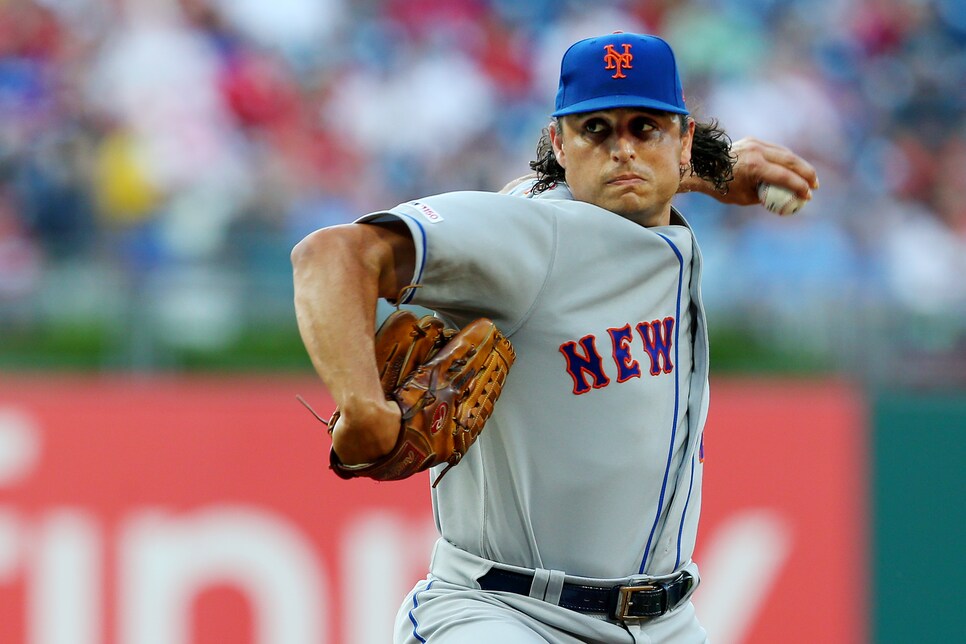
[758,144,820,192]
[755,162,817,201]
[732,137,818,199]
[331,399,401,465]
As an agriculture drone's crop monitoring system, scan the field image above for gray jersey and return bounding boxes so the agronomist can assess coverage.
[358,183,710,579]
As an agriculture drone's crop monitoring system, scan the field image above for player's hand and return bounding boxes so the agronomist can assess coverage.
[683,137,819,205]
[330,397,401,466]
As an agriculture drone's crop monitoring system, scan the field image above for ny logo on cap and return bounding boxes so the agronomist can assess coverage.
[603,43,633,79]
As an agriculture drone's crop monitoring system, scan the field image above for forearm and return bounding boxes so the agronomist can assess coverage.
[680,136,819,205]
[292,227,385,407]
[678,172,711,196]
[291,224,412,463]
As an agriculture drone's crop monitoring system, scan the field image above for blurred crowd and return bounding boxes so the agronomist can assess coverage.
[1,0,964,374]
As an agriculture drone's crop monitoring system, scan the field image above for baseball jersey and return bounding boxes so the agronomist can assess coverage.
[357,183,710,579]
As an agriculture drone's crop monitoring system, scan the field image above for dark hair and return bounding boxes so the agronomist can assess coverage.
[528,117,735,195]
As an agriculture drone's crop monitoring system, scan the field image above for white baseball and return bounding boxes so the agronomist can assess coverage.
[757,183,806,216]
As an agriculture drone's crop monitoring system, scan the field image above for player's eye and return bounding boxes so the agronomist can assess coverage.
[630,117,657,136]
[582,118,609,135]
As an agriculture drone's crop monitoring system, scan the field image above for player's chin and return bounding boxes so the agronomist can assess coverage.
[607,193,670,225]
[606,191,651,214]
[605,181,653,200]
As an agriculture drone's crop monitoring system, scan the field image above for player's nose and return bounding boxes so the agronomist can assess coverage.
[611,134,636,162]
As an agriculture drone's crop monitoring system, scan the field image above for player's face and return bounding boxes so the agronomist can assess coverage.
[550,108,694,227]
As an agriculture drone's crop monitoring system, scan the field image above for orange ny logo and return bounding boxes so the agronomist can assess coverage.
[603,44,633,79]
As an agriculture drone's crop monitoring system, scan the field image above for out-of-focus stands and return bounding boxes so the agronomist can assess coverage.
[1,0,964,383]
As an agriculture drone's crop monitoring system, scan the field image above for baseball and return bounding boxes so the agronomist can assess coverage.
[757,183,807,216]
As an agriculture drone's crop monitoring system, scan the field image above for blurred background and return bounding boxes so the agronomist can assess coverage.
[0,0,963,642]
[1,0,964,378]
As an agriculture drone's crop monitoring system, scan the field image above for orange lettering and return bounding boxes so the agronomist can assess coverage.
[603,44,633,79]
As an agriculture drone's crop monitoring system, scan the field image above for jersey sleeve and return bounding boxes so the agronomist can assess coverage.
[356,191,558,332]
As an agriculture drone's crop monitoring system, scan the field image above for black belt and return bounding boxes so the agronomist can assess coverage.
[477,567,694,622]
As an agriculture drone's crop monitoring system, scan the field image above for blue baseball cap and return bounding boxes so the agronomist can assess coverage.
[552,32,688,117]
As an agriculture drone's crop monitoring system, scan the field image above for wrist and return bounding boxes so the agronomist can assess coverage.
[332,397,401,465]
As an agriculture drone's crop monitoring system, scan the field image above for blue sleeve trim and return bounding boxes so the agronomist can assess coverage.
[387,210,427,305]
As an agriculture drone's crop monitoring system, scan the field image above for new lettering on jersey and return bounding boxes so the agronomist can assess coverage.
[560,317,676,395]
[559,334,610,395]
[637,317,675,375]
[608,324,642,383]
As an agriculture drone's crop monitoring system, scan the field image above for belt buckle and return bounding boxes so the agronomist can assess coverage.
[614,582,666,622]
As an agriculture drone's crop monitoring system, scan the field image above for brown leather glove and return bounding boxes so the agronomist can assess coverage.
[328,309,515,486]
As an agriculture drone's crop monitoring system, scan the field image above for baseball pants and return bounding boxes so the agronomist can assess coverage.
[395,539,709,643]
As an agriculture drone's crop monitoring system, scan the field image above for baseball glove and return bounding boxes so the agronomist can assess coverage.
[324,309,515,487]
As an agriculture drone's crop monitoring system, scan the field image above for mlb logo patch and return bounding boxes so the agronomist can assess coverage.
[409,201,444,223]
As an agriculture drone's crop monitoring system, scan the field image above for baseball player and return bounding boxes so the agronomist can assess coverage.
[292,32,818,643]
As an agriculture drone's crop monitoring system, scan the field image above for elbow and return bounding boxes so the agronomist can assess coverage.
[291,226,347,274]
[291,223,408,298]
[291,225,381,290]
[291,229,344,296]
[291,229,324,270]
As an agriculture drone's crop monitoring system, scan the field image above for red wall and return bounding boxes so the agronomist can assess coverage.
[0,375,865,644]
[695,378,867,644]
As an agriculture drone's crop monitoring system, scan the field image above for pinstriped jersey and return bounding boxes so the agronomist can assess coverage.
[357,183,710,578]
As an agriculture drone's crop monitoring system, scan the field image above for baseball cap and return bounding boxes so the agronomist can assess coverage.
[552,32,688,117]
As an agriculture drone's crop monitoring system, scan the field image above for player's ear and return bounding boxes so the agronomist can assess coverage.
[549,120,566,169]
[678,117,696,169]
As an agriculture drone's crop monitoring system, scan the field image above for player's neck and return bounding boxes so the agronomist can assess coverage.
[618,206,672,228]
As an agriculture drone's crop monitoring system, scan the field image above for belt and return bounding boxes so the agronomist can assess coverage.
[477,567,694,622]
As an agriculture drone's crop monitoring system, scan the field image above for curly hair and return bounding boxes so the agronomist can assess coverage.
[529,117,735,196]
